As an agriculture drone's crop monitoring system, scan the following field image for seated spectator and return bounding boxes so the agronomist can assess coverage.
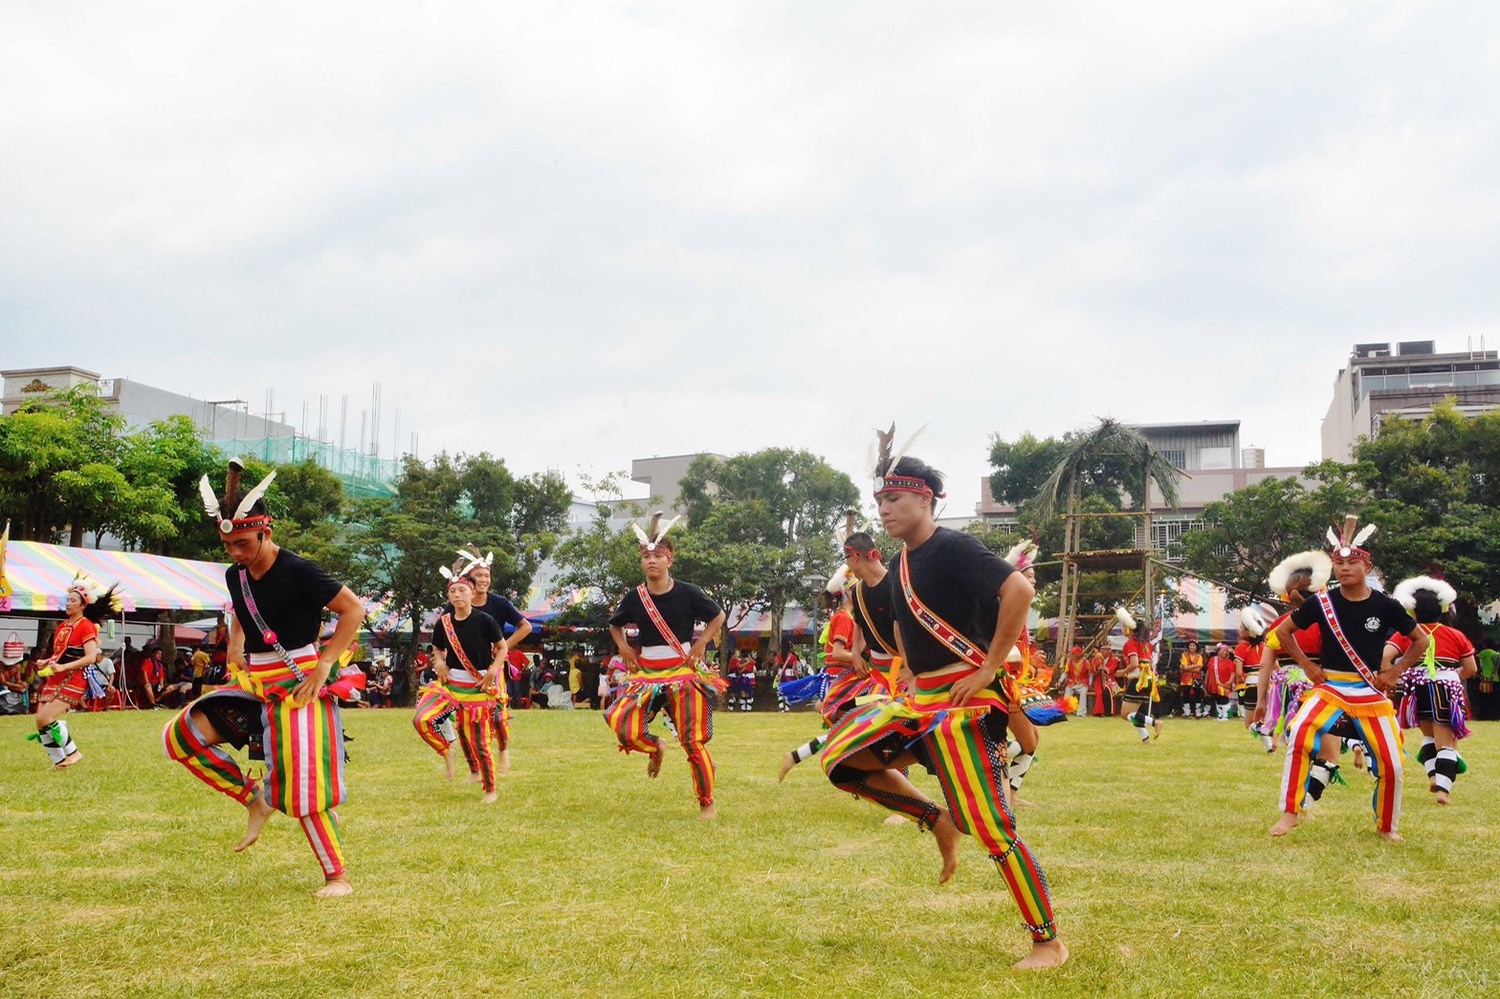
[1,635,29,716]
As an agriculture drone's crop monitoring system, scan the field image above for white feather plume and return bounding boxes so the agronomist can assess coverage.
[197,475,221,520]
[631,523,651,546]
[1268,550,1333,597]
[886,423,927,475]
[1115,606,1137,632]
[1352,523,1378,547]
[825,565,851,593]
[653,514,681,543]
[1392,575,1457,611]
[233,470,277,520]
[1239,605,1268,637]
[439,566,454,580]
[1326,526,1341,548]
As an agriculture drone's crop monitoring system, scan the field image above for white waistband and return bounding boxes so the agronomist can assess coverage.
[247,644,317,666]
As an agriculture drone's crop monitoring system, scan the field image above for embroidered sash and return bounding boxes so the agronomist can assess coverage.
[896,549,986,670]
[1314,590,1382,688]
[236,568,307,681]
[440,613,485,687]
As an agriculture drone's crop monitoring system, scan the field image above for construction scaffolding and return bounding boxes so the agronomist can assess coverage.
[210,436,401,499]
[1055,507,1159,656]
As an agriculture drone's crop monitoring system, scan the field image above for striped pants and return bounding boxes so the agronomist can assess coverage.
[605,680,716,804]
[455,704,497,791]
[164,688,347,878]
[1279,687,1403,833]
[412,686,458,755]
[920,711,1057,942]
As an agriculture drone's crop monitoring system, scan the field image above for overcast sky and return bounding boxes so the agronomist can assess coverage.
[4,1,1498,513]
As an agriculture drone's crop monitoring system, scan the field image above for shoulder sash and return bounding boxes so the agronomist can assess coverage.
[896,549,986,670]
[440,612,482,676]
[852,581,898,658]
[636,584,690,661]
[1314,590,1381,688]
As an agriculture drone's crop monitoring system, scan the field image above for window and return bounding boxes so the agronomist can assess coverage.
[1199,446,1232,469]
[1161,449,1186,469]
[1153,519,1205,560]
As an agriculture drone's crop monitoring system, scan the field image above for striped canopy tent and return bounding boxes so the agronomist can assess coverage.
[1161,576,1241,645]
[520,585,600,624]
[0,540,229,614]
[726,605,816,638]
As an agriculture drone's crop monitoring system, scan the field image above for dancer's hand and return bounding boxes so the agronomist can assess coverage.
[1249,703,1265,725]
[1376,666,1401,692]
[292,662,331,706]
[620,647,641,672]
[852,657,871,678]
[951,666,999,707]
[1302,662,1326,685]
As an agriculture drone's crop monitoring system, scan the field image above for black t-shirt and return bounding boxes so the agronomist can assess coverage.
[226,550,343,653]
[851,574,899,657]
[446,594,527,635]
[1290,587,1415,673]
[609,580,722,646]
[890,528,1016,674]
[432,611,503,675]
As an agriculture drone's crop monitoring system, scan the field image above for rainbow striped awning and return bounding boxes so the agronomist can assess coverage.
[0,541,230,614]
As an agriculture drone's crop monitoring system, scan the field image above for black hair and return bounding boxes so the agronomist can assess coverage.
[820,587,848,612]
[889,456,945,509]
[844,531,879,553]
[1411,589,1444,624]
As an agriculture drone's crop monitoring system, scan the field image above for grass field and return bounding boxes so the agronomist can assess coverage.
[4,706,1500,998]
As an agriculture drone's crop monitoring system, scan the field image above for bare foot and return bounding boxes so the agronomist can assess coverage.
[1269,812,1300,837]
[468,771,482,783]
[646,745,664,779]
[1428,779,1439,793]
[314,876,353,898]
[1012,795,1037,808]
[444,750,456,781]
[55,751,84,769]
[1013,939,1068,970]
[1379,830,1404,843]
[883,813,910,827]
[482,791,498,804]
[497,749,511,776]
[932,811,961,884]
[235,795,276,852]
[1153,722,1163,741]
[1435,790,1450,805]
[698,802,717,821]
[777,752,796,783]
[1352,745,1366,770]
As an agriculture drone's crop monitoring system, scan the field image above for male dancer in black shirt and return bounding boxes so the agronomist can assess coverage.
[164,460,364,896]
[453,550,529,777]
[820,446,1065,970]
[606,514,727,819]
[433,558,507,803]
[1270,516,1427,841]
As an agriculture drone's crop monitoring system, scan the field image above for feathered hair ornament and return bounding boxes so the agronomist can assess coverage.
[1114,606,1138,634]
[825,564,852,594]
[631,510,680,553]
[1268,549,1333,598]
[1240,604,1270,639]
[1393,575,1457,613]
[67,573,123,623]
[1326,514,1377,563]
[1004,537,1040,573]
[869,423,937,497]
[438,549,484,588]
[198,458,276,535]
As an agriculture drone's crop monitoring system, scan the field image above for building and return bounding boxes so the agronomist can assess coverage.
[629,453,725,514]
[1321,340,1500,460]
[976,420,1304,559]
[1,365,399,498]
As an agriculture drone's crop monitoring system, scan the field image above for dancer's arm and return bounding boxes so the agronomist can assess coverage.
[952,570,1034,707]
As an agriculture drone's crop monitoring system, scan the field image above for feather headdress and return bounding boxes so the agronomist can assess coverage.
[631,510,680,552]
[1004,537,1040,572]
[869,423,937,497]
[1114,606,1137,633]
[438,549,484,587]
[825,564,852,594]
[1393,575,1457,612]
[1239,604,1270,638]
[1326,514,1377,563]
[198,458,276,535]
[457,544,494,570]
[68,573,123,623]
[1268,549,1333,598]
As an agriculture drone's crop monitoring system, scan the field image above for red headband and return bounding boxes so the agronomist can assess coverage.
[220,514,272,535]
[1330,545,1372,565]
[876,474,942,498]
[843,544,882,561]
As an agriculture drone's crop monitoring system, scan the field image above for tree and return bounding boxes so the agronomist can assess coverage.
[678,448,860,653]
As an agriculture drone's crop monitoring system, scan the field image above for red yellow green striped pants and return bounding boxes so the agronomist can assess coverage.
[605,679,717,805]
[456,704,497,792]
[920,711,1057,942]
[1279,685,1403,833]
[412,685,457,755]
